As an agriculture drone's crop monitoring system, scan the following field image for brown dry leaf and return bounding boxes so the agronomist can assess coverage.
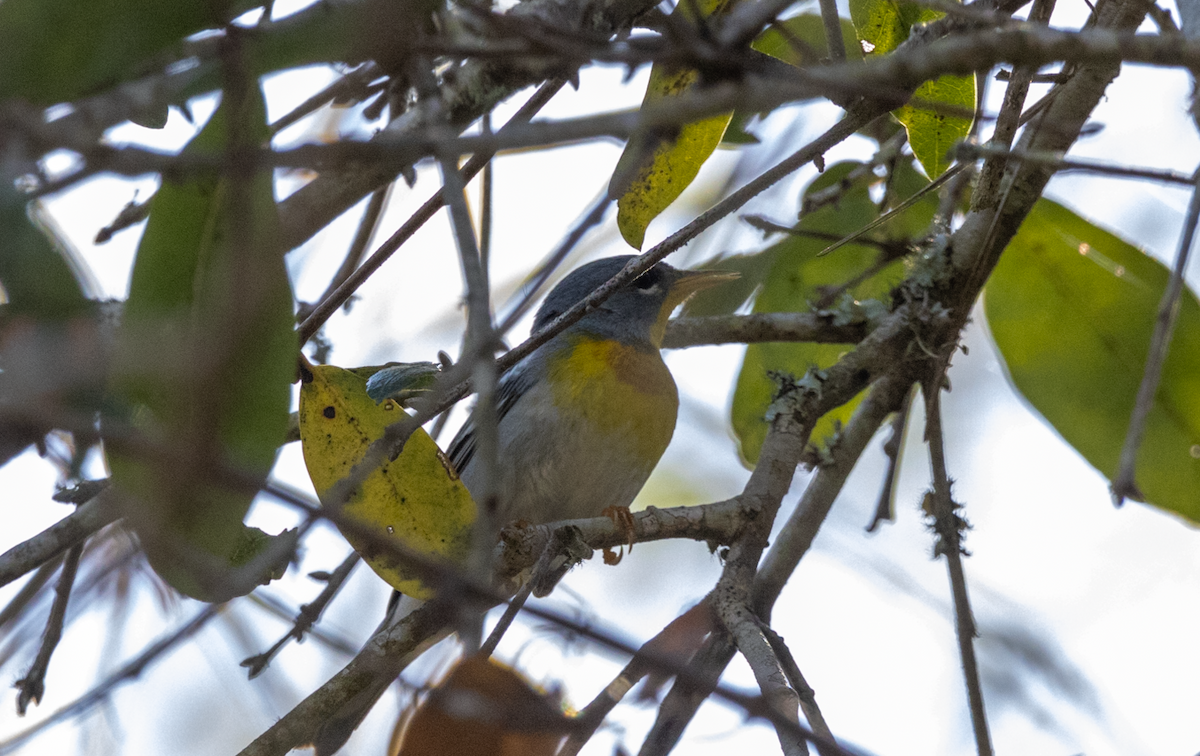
[391,655,575,756]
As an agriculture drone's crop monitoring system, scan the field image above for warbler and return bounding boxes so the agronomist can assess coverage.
[314,255,734,754]
[446,254,736,525]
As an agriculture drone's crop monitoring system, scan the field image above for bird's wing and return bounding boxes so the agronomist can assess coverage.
[445,363,535,474]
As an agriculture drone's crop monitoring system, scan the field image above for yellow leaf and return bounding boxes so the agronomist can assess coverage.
[610,0,738,249]
[298,363,476,598]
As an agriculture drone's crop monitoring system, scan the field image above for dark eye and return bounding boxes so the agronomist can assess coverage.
[634,272,659,291]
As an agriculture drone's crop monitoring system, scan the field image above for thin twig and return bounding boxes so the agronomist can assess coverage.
[0,490,119,590]
[1112,165,1200,503]
[557,603,714,756]
[757,620,838,756]
[716,600,807,756]
[959,142,1194,186]
[0,605,223,755]
[818,0,847,62]
[479,113,495,280]
[244,592,360,658]
[268,62,384,136]
[494,190,612,335]
[438,144,501,610]
[924,372,993,756]
[866,384,915,532]
[295,79,565,344]
[0,557,62,633]
[240,552,361,679]
[662,312,869,348]
[817,166,961,257]
[302,185,391,323]
[14,543,83,715]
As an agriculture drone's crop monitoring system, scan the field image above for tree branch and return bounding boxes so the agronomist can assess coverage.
[662,312,869,348]
[1112,166,1200,502]
[923,375,992,756]
[0,490,119,590]
[13,542,83,715]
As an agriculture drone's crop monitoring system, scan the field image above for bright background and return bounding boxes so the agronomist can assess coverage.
[2,0,1199,754]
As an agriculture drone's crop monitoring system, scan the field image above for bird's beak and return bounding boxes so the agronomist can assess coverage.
[663,268,741,312]
[651,269,740,347]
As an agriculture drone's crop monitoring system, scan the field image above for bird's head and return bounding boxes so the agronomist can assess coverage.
[532,256,738,349]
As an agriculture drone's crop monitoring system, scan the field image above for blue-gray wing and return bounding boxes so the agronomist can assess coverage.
[445,364,535,475]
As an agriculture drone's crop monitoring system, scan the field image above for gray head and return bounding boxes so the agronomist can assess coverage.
[532,256,735,348]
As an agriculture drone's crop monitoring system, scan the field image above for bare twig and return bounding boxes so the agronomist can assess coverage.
[662,312,870,348]
[0,557,62,633]
[295,79,565,344]
[923,372,993,756]
[302,185,391,323]
[818,0,847,62]
[240,552,361,679]
[244,592,359,658]
[758,622,838,755]
[716,600,808,756]
[13,543,83,715]
[0,490,119,590]
[557,603,714,756]
[866,384,915,532]
[268,62,384,136]
[1112,165,1200,503]
[0,605,223,755]
[94,196,151,244]
[960,142,1194,186]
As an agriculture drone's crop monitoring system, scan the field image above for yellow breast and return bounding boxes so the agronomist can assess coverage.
[545,335,679,463]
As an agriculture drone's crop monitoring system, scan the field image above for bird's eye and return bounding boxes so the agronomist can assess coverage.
[634,273,659,292]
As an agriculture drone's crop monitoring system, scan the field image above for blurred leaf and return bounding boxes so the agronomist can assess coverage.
[719,111,761,146]
[393,656,571,756]
[985,199,1200,523]
[0,188,90,321]
[751,12,863,66]
[848,0,974,177]
[298,364,476,599]
[731,162,919,464]
[108,83,296,602]
[611,0,738,250]
[0,0,258,104]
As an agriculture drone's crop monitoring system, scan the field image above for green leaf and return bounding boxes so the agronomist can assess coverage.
[847,0,974,177]
[751,12,863,66]
[0,0,258,105]
[610,0,738,250]
[984,199,1200,523]
[108,82,298,602]
[0,189,90,321]
[731,162,919,464]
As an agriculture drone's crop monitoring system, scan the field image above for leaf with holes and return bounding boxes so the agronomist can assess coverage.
[298,363,476,598]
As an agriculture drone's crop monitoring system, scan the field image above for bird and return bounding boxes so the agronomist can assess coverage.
[445,254,736,526]
[313,255,735,754]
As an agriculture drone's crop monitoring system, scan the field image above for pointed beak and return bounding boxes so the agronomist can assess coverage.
[664,268,741,311]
